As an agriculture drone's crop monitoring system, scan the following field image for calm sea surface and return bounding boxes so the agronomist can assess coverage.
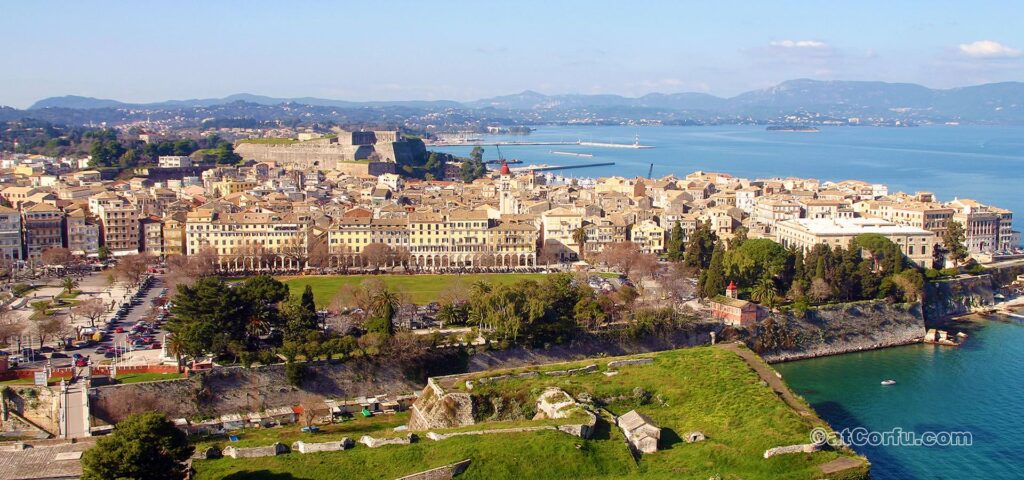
[440,125,1024,478]
[435,124,1024,230]
[776,319,1024,480]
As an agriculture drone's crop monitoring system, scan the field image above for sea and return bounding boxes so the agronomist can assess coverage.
[776,318,1024,480]
[434,124,1024,230]
[438,124,1024,479]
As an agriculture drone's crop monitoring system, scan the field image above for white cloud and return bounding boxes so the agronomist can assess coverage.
[769,40,829,49]
[958,40,1022,58]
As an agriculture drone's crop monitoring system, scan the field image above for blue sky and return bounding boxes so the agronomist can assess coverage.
[2,0,1022,108]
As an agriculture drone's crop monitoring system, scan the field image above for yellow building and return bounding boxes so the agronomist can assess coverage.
[185,210,310,270]
[629,220,665,254]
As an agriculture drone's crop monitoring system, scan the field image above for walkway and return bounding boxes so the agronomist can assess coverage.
[61,378,89,438]
[715,342,812,417]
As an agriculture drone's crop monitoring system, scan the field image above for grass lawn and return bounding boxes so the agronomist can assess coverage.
[236,138,298,145]
[112,372,185,384]
[193,413,411,451]
[279,273,550,307]
[192,347,867,480]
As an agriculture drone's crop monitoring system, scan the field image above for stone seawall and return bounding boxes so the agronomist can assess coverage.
[760,301,926,363]
[924,274,995,319]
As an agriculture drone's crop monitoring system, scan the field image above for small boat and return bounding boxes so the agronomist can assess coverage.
[880,380,896,386]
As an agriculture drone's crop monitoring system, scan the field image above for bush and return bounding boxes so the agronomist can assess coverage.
[940,267,959,277]
[965,263,987,275]
[285,362,308,387]
[11,283,32,297]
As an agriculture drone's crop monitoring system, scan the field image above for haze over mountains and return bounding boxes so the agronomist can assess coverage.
[10,79,1024,125]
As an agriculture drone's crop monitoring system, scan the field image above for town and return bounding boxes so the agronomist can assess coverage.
[0,122,1020,479]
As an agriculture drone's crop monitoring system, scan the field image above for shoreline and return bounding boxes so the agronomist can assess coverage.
[763,337,925,364]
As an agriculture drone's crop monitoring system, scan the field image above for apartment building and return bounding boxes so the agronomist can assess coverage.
[186,210,310,270]
[93,195,140,256]
[22,202,64,259]
[0,206,22,261]
[65,209,100,257]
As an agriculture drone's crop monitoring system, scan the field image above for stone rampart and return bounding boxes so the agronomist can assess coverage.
[395,459,472,480]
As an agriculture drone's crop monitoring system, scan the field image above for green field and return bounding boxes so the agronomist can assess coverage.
[280,273,550,306]
[236,138,298,145]
[192,346,867,480]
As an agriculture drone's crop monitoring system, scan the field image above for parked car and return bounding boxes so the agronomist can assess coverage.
[114,327,124,333]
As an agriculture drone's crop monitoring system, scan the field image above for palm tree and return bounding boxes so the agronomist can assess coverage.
[61,277,78,296]
[572,227,588,261]
[165,334,186,373]
[751,276,780,309]
[369,289,400,325]
[30,300,51,320]
[246,315,271,346]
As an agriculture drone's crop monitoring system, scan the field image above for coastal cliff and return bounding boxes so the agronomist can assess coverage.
[757,301,926,363]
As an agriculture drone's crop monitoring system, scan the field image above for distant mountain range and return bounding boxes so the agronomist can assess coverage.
[11,79,1024,126]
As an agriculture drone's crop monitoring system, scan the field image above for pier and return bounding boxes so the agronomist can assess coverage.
[429,139,653,149]
[511,162,615,172]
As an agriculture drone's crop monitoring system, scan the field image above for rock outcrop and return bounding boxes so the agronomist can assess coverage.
[758,301,926,363]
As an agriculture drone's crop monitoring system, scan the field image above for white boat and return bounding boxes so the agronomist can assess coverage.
[880,380,896,386]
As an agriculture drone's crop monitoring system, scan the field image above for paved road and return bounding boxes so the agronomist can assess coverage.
[716,342,813,418]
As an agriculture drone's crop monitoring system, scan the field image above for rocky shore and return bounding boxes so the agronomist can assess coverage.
[759,301,926,364]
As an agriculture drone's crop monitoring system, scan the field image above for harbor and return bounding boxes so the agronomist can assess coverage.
[511,161,615,173]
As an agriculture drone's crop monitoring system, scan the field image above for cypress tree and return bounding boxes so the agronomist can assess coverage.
[700,242,727,298]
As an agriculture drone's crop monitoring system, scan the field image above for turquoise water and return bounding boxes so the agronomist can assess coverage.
[436,125,1024,230]
[775,320,1024,480]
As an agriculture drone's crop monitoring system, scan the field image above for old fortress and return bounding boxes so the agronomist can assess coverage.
[0,137,1017,273]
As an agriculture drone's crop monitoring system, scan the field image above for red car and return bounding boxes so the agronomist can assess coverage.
[150,342,161,349]
[114,327,124,333]
[74,358,88,367]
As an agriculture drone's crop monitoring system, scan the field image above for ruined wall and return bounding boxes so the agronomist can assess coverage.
[759,301,926,363]
[91,350,461,424]
[2,386,60,435]
[465,324,715,372]
[924,275,995,319]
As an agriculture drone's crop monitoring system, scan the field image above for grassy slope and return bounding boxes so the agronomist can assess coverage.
[193,347,866,480]
[280,273,549,307]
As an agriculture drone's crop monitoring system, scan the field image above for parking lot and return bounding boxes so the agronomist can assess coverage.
[6,274,171,369]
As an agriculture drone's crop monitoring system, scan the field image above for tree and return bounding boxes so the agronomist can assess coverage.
[665,221,685,261]
[213,142,242,165]
[41,247,75,270]
[942,220,968,267]
[80,412,193,480]
[97,246,111,262]
[809,277,832,303]
[597,241,644,277]
[72,298,107,328]
[282,286,320,341]
[361,243,395,270]
[459,158,487,183]
[697,242,726,298]
[892,269,925,302]
[469,146,484,162]
[750,276,780,309]
[113,254,152,289]
[365,288,399,336]
[167,278,245,358]
[60,277,79,295]
[571,227,588,260]
[683,220,717,270]
[722,238,790,287]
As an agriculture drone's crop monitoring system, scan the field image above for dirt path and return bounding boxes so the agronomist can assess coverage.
[716,342,812,417]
